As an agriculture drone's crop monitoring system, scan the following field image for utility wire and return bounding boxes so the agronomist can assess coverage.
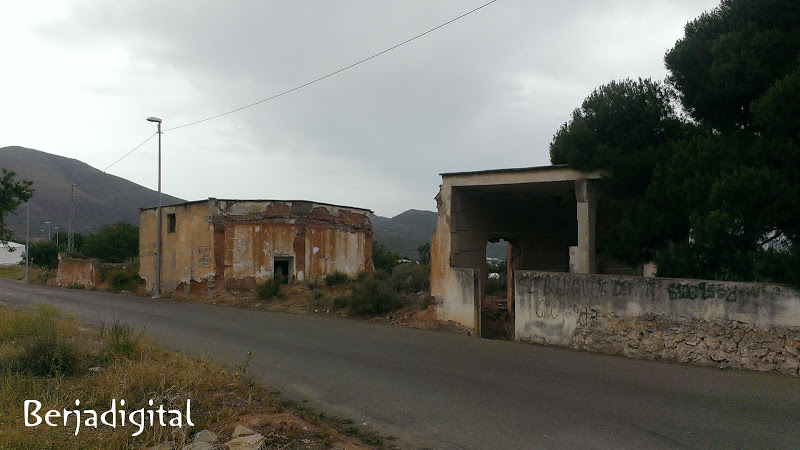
[73,132,157,187]
[67,1,499,188]
[164,0,499,131]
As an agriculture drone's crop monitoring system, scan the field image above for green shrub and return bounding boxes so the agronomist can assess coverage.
[390,263,430,294]
[324,270,351,287]
[332,296,349,310]
[67,283,85,289]
[346,276,402,317]
[355,270,371,282]
[372,242,401,273]
[16,332,83,377]
[257,270,285,300]
[2,304,84,377]
[107,261,142,292]
[101,320,140,360]
[25,241,59,270]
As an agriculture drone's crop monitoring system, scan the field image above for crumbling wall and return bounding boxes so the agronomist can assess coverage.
[515,271,800,376]
[139,201,216,294]
[140,199,373,296]
[217,200,373,283]
[55,254,98,287]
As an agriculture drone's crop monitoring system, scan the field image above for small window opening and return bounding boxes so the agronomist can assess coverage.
[167,213,176,233]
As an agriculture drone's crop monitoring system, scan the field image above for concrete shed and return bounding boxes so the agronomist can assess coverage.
[139,198,374,296]
[430,165,636,336]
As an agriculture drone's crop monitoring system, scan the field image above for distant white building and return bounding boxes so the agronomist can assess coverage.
[0,242,25,266]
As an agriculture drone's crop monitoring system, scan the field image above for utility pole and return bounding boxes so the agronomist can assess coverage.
[146,116,163,297]
[24,202,29,282]
[68,184,75,252]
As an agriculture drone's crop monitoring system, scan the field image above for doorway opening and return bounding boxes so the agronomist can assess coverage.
[273,256,292,284]
[481,239,513,340]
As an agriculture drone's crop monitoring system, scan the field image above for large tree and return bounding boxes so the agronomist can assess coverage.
[551,0,800,286]
[549,78,694,263]
[0,169,34,242]
[665,0,800,133]
[550,78,690,196]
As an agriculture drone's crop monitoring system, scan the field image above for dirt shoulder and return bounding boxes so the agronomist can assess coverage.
[170,281,472,336]
[0,304,387,449]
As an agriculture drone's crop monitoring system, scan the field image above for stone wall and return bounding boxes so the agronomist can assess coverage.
[55,255,98,287]
[515,271,800,376]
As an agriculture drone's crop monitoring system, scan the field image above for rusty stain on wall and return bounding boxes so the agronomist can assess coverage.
[139,198,373,296]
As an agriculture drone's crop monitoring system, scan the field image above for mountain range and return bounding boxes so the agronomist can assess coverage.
[0,146,505,259]
[0,146,184,240]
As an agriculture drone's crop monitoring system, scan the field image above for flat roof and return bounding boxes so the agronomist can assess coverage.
[140,198,373,213]
[440,164,574,177]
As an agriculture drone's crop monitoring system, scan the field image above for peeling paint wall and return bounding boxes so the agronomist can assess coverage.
[140,201,216,294]
[140,199,372,295]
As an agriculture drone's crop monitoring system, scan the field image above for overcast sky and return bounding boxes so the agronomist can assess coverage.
[2,0,719,217]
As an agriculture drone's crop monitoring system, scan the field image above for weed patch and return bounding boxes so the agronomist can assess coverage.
[107,261,142,292]
[257,270,285,300]
[324,270,351,287]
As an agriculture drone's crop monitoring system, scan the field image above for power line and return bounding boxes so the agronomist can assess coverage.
[60,1,499,236]
[164,0,499,132]
[73,132,157,187]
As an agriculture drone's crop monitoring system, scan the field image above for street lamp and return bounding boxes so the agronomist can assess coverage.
[147,116,163,297]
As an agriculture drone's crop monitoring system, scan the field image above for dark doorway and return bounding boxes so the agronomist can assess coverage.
[481,239,512,340]
[273,257,291,284]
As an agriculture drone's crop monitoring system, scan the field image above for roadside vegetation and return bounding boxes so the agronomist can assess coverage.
[0,304,384,449]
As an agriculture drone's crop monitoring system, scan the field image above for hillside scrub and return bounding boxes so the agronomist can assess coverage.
[0,304,382,448]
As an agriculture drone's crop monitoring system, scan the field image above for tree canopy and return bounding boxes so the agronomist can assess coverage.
[550,0,800,286]
[80,222,139,263]
[0,169,33,243]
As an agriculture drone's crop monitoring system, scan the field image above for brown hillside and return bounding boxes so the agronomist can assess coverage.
[0,146,184,240]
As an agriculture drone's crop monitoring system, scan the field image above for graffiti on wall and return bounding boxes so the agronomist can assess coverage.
[198,246,212,268]
[524,273,782,304]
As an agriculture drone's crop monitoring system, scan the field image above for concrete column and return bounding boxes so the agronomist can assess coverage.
[575,179,596,274]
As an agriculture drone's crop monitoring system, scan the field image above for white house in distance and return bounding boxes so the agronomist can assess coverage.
[0,242,25,266]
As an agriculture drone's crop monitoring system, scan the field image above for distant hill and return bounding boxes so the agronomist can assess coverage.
[373,209,438,259]
[373,209,506,260]
[0,146,185,240]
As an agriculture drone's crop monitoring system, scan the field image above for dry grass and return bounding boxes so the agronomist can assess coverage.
[0,265,43,282]
[0,304,384,449]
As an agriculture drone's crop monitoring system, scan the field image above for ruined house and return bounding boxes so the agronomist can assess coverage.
[139,198,373,296]
[430,166,800,377]
[430,165,643,336]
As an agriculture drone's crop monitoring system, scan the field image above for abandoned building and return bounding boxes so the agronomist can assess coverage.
[139,198,374,295]
[430,165,611,336]
[429,165,800,376]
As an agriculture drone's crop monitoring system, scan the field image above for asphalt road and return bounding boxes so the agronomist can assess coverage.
[1,278,799,449]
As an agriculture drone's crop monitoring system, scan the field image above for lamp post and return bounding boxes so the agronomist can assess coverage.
[45,221,50,241]
[147,116,163,297]
[54,226,59,247]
